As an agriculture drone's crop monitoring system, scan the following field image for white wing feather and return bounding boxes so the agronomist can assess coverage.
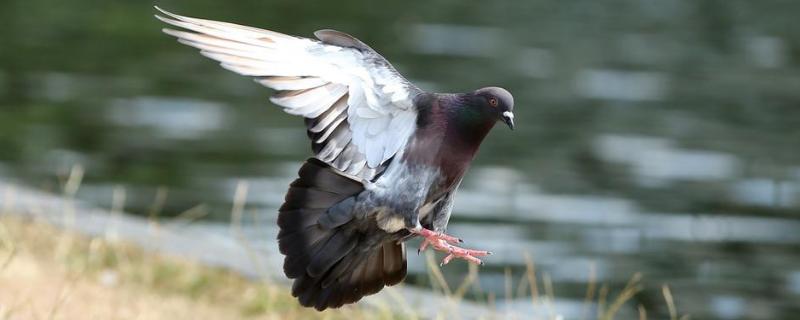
[156,7,419,179]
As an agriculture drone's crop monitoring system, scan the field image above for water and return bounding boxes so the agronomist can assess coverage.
[2,0,799,318]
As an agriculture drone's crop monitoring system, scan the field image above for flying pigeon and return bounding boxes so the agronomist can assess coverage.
[155,7,515,311]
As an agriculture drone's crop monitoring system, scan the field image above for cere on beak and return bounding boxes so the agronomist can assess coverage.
[502,111,515,130]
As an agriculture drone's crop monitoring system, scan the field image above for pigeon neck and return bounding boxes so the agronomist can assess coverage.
[447,94,496,145]
[405,93,495,187]
[414,93,495,145]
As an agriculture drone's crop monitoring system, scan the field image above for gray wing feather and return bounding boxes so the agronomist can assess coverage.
[314,29,374,52]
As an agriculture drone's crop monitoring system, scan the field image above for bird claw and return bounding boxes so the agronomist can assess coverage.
[440,246,492,266]
[411,227,490,266]
[413,228,461,246]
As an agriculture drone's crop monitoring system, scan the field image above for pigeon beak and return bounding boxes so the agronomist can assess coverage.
[501,111,515,130]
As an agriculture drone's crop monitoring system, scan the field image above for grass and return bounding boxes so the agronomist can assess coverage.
[0,214,388,320]
[0,166,689,319]
[0,214,691,320]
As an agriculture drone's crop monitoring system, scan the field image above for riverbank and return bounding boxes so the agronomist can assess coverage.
[0,215,387,320]
[0,181,494,319]
[1,180,679,319]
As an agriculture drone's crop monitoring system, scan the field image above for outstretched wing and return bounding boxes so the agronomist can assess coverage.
[155,7,421,180]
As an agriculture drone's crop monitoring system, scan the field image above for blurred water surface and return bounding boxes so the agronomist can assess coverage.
[1,0,799,318]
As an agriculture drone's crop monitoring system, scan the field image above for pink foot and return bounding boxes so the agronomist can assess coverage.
[411,227,492,266]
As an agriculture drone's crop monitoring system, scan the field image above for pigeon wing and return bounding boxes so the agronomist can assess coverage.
[156,7,421,180]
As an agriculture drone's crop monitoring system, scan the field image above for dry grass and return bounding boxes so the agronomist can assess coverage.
[0,211,688,320]
[0,169,688,319]
[0,215,388,320]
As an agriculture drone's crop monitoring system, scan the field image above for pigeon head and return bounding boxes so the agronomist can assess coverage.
[474,87,515,130]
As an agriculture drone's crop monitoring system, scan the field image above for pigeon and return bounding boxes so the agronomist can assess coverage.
[155,7,515,311]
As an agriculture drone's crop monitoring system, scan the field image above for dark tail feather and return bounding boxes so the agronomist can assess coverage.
[278,158,407,311]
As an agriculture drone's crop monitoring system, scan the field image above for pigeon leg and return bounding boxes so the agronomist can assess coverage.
[413,227,461,255]
[411,227,491,266]
[415,227,462,244]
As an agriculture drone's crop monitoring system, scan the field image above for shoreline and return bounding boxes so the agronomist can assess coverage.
[0,180,504,319]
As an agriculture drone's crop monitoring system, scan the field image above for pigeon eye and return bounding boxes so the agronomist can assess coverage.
[488,97,498,107]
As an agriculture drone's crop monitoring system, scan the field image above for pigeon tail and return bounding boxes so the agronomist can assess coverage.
[277,158,407,310]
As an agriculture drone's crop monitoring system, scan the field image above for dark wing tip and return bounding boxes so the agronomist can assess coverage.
[314,29,373,52]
